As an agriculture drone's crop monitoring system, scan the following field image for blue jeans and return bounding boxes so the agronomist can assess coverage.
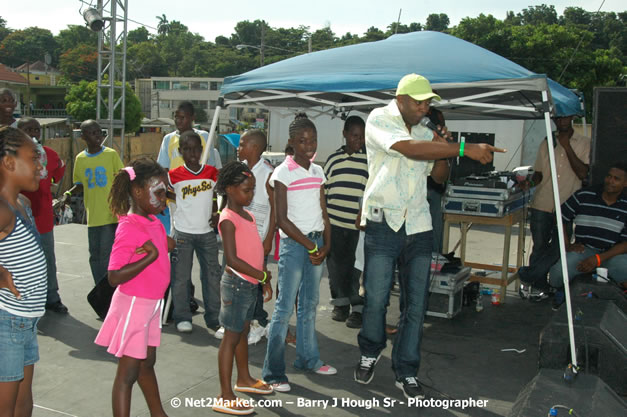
[262,232,324,384]
[171,229,221,327]
[219,273,258,333]
[427,188,444,253]
[0,309,40,382]
[358,219,432,379]
[327,225,363,311]
[40,230,61,305]
[549,248,627,288]
[87,223,117,284]
[528,209,558,265]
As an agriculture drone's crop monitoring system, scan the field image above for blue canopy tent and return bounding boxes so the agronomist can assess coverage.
[202,30,585,369]
[218,133,240,165]
[219,31,582,119]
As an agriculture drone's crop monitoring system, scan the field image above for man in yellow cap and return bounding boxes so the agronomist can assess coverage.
[354,74,504,399]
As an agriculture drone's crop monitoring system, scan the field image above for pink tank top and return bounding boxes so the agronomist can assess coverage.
[218,208,264,284]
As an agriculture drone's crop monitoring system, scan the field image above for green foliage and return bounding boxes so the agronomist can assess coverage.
[0,27,58,67]
[65,80,143,133]
[425,14,450,32]
[128,27,150,44]
[127,41,167,79]
[56,25,98,55]
[0,16,11,44]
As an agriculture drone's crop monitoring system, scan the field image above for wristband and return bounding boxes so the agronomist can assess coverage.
[64,190,72,197]
[308,243,318,254]
[260,271,267,284]
[216,210,221,214]
[459,142,465,157]
[595,254,601,267]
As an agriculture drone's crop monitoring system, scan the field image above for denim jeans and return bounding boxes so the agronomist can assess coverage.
[0,309,40,382]
[40,230,61,305]
[219,273,258,333]
[549,248,627,288]
[87,223,117,285]
[327,225,363,311]
[171,229,221,327]
[518,211,572,289]
[427,187,444,253]
[357,218,432,379]
[252,283,269,327]
[262,232,324,384]
[528,209,558,265]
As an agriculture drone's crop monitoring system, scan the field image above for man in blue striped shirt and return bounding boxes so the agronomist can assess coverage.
[549,162,627,308]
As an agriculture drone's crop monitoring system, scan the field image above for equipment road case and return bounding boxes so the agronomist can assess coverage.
[443,194,529,217]
[426,266,471,319]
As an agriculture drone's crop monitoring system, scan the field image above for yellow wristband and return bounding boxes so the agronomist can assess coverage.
[260,271,267,284]
[64,190,72,197]
[308,244,318,254]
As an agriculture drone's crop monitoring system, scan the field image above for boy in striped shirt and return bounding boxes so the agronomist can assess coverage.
[549,162,627,309]
[323,116,368,328]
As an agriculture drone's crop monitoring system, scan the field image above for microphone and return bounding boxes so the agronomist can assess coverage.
[419,117,451,141]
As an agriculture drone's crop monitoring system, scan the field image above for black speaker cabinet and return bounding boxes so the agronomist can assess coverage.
[539,299,627,395]
[571,277,627,313]
[590,87,627,186]
[508,369,627,417]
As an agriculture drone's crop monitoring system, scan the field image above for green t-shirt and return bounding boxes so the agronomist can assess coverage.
[73,146,124,227]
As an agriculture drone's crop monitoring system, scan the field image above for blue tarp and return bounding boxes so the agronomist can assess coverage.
[222,31,582,118]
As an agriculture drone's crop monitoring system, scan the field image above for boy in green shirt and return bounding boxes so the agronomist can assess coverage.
[62,120,124,284]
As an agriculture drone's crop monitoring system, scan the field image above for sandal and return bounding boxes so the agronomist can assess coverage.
[234,379,273,395]
[212,398,254,415]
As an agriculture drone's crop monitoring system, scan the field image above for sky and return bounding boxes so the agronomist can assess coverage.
[2,1,624,43]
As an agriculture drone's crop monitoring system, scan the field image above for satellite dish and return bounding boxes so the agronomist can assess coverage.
[44,53,52,65]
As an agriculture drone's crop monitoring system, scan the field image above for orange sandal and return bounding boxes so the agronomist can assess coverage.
[234,379,273,395]
[212,398,254,415]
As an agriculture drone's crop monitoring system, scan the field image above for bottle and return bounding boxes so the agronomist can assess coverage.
[491,289,501,305]
[476,289,484,312]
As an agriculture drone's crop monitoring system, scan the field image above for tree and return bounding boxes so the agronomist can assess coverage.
[56,25,98,54]
[362,26,386,42]
[0,27,58,67]
[65,80,143,133]
[0,16,11,44]
[126,41,167,79]
[449,14,512,58]
[425,13,450,32]
[59,44,98,83]
[127,27,150,44]
[506,4,558,26]
[156,14,169,36]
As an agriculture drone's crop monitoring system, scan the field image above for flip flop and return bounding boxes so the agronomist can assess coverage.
[212,399,254,415]
[234,379,273,395]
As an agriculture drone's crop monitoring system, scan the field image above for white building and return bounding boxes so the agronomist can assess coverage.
[135,77,231,131]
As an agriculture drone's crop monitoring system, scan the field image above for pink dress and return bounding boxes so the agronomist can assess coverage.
[94,214,170,359]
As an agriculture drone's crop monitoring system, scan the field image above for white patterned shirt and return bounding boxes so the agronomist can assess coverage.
[360,99,434,235]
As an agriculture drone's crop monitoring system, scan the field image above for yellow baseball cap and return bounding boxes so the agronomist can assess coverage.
[396,74,441,101]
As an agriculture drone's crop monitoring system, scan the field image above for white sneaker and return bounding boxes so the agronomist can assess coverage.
[271,382,291,392]
[248,321,266,345]
[176,321,193,333]
[215,326,225,339]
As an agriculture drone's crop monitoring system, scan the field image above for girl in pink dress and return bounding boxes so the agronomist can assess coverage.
[94,158,172,417]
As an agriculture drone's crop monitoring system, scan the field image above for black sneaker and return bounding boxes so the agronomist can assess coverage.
[46,301,69,314]
[332,305,350,322]
[354,353,381,384]
[395,376,425,400]
[345,312,362,328]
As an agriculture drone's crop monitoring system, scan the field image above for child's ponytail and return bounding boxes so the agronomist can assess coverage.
[109,158,167,217]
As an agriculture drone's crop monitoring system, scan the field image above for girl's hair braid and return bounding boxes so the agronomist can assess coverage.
[0,126,30,160]
[215,161,253,196]
[288,112,316,139]
[109,158,167,217]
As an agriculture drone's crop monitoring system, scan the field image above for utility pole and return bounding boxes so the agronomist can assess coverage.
[94,0,128,158]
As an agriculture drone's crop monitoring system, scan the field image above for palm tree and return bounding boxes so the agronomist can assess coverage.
[156,14,169,36]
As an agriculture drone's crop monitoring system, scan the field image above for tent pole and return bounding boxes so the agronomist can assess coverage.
[200,97,224,166]
[541,90,578,371]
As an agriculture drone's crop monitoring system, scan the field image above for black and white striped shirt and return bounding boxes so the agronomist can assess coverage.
[0,210,47,317]
[562,186,627,251]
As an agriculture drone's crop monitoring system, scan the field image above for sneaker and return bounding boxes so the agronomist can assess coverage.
[248,321,266,345]
[315,364,337,375]
[395,376,425,400]
[176,321,193,333]
[529,287,549,302]
[354,353,381,384]
[331,305,350,322]
[45,301,69,314]
[215,326,225,340]
[519,283,530,299]
[270,382,291,392]
[345,312,362,329]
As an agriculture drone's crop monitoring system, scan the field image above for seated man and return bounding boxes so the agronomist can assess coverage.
[549,162,627,310]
